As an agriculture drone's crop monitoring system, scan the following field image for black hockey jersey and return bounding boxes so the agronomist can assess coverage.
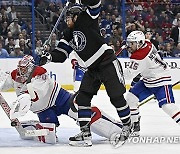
[51,0,115,69]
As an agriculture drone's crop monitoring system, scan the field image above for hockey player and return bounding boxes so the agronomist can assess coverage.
[123,31,180,137]
[0,55,124,145]
[40,0,132,147]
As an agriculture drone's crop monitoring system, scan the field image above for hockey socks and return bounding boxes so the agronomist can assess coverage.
[116,104,131,126]
[162,103,180,125]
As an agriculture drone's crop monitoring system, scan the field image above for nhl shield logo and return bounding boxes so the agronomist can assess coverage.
[70,31,86,52]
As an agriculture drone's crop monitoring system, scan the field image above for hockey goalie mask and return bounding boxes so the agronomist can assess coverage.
[126,31,145,52]
[17,55,35,82]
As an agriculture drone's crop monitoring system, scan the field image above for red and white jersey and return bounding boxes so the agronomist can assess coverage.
[124,40,172,87]
[0,66,60,113]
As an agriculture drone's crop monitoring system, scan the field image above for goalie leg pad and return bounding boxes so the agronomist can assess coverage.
[20,120,40,140]
[35,122,57,144]
[90,107,123,139]
[21,120,57,144]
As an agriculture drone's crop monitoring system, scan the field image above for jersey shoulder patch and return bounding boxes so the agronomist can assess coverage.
[130,41,152,60]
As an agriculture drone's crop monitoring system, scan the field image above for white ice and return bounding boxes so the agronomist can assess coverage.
[0,90,180,154]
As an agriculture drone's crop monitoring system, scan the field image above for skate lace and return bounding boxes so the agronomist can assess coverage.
[74,132,83,139]
[121,126,130,137]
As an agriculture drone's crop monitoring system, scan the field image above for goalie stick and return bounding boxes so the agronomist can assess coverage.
[138,80,180,107]
[0,93,49,137]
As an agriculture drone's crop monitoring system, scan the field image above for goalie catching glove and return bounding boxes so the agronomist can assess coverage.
[10,93,32,119]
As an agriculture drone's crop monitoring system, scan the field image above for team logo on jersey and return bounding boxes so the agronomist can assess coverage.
[69,31,86,52]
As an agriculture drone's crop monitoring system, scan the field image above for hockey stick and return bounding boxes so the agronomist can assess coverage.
[0,93,49,137]
[43,1,70,46]
[115,45,127,56]
[138,80,180,107]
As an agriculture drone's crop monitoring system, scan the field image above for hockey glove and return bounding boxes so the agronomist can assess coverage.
[71,59,78,69]
[130,74,142,88]
[10,93,31,119]
[39,51,52,66]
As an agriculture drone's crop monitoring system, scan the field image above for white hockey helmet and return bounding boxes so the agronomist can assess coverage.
[126,31,145,49]
[17,55,35,82]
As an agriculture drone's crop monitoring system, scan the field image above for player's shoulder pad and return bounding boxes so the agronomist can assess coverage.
[130,41,152,60]
[32,66,47,77]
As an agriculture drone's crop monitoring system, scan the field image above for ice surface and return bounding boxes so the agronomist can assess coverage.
[0,90,180,154]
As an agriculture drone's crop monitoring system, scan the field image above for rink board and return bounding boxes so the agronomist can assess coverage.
[0,58,180,90]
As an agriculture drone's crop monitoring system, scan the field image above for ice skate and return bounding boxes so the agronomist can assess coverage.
[131,116,141,137]
[69,128,92,147]
[110,124,134,148]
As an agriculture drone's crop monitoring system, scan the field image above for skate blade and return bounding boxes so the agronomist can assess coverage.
[69,140,92,147]
[110,133,128,148]
[131,131,140,137]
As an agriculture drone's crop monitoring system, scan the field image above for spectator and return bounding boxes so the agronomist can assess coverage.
[10,44,24,57]
[114,40,121,54]
[16,12,25,27]
[145,28,159,49]
[172,13,180,27]
[100,28,110,44]
[157,42,165,57]
[134,1,143,11]
[21,29,30,42]
[49,33,59,47]
[0,41,9,58]
[109,27,121,46]
[172,43,180,57]
[162,26,171,41]
[8,18,21,38]
[0,36,5,46]
[5,37,15,54]
[0,21,8,39]
[19,39,31,55]
[7,5,17,23]
[15,33,24,46]
[162,42,174,57]
[0,8,9,24]
[35,40,43,56]
[111,14,121,30]
[101,12,112,37]
[170,18,180,47]
[4,31,13,46]
[126,21,144,36]
[35,30,45,44]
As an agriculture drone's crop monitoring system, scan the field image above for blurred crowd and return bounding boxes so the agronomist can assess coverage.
[0,0,180,60]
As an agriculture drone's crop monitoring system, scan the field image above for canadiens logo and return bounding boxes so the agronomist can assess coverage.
[69,31,86,52]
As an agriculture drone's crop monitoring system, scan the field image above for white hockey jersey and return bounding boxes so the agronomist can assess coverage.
[124,40,172,87]
[0,66,60,113]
